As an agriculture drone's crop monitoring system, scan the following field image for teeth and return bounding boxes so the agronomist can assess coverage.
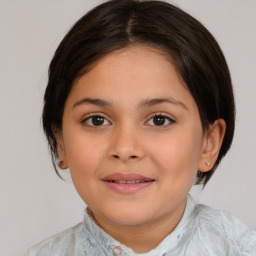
[118,180,127,184]
[127,180,136,184]
[112,180,142,184]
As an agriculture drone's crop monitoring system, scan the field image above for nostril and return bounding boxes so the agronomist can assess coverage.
[112,154,137,159]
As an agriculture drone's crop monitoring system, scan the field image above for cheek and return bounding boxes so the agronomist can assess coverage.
[149,129,202,178]
[64,134,106,177]
[63,135,107,204]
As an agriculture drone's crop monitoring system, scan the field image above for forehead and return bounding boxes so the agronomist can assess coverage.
[67,46,195,110]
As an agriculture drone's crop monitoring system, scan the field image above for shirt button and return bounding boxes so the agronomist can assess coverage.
[113,246,123,255]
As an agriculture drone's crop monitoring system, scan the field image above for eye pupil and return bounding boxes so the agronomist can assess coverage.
[92,116,104,126]
[153,116,165,126]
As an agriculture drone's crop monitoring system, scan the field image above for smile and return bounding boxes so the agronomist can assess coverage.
[107,180,150,184]
[102,173,155,194]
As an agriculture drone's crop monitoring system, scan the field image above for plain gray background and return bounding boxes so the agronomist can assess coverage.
[0,0,255,255]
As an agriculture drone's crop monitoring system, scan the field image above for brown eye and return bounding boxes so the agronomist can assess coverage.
[83,115,110,126]
[146,115,174,126]
[92,116,104,126]
[153,116,165,126]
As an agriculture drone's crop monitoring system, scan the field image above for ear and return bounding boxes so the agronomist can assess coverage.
[52,126,68,170]
[198,119,226,172]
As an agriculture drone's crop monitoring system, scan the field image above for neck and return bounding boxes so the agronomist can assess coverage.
[90,199,186,253]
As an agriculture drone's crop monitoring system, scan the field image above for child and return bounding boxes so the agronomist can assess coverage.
[25,0,256,255]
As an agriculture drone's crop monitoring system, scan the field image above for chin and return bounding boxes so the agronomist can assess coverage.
[103,208,154,226]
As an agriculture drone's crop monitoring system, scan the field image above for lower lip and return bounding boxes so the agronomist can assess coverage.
[103,181,154,194]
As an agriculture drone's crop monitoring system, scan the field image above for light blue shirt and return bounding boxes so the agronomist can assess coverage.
[24,195,256,255]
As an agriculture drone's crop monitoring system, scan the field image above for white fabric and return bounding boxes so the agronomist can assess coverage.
[24,195,256,255]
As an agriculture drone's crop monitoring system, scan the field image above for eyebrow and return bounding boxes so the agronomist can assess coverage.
[73,98,111,108]
[73,97,188,110]
[139,97,188,110]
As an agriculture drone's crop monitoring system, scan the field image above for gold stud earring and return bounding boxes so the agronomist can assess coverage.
[58,160,64,168]
[205,162,210,166]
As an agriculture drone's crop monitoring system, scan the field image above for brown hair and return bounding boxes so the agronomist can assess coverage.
[42,0,235,186]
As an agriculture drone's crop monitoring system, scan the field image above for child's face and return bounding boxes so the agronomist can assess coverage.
[57,46,209,228]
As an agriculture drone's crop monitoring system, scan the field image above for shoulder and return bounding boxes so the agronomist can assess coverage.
[24,222,88,256]
[194,203,256,254]
[198,204,254,237]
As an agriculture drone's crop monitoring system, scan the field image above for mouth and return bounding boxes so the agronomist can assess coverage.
[102,173,155,194]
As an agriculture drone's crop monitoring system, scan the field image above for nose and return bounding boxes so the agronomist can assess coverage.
[109,124,145,162]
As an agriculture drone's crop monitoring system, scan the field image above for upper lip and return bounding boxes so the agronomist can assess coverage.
[102,172,155,182]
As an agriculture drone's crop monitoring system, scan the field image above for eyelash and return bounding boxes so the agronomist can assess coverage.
[146,114,175,127]
[81,113,110,127]
[81,113,175,127]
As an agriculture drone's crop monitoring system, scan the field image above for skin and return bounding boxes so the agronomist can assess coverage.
[55,46,226,253]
